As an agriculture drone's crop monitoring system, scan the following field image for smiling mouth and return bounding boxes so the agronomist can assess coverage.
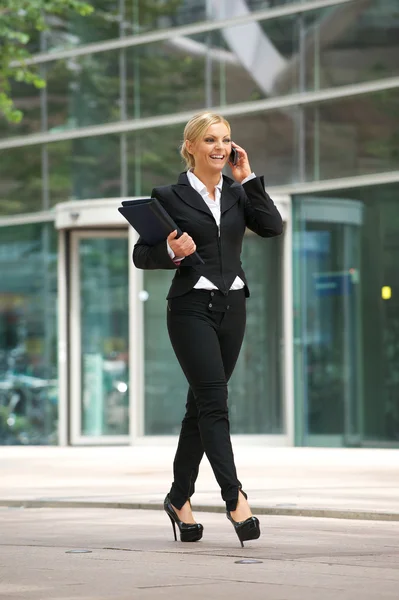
[209,155,225,160]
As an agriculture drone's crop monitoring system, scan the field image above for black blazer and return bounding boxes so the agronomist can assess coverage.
[133,172,283,299]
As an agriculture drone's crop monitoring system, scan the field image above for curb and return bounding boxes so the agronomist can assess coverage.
[1,499,399,522]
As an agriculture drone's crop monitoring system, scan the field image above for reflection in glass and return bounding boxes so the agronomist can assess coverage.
[306,89,399,182]
[0,224,58,445]
[40,0,119,53]
[228,111,296,186]
[48,135,121,204]
[46,51,120,132]
[127,125,184,197]
[0,81,42,139]
[143,231,284,435]
[126,16,299,120]
[79,237,129,436]
[20,0,295,54]
[0,145,43,215]
[304,0,399,92]
[1,0,398,144]
[126,39,206,119]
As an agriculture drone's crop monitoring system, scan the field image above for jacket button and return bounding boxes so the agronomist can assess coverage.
[208,303,212,308]
[227,305,230,310]
[210,291,215,297]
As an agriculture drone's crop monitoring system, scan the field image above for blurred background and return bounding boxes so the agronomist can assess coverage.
[0,0,398,449]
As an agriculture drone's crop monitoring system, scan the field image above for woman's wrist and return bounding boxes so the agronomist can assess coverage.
[240,172,256,185]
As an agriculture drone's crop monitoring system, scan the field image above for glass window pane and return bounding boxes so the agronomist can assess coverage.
[228,112,296,186]
[126,15,299,119]
[48,135,121,204]
[42,0,119,53]
[211,14,300,103]
[0,146,43,215]
[46,51,120,132]
[127,125,184,197]
[306,89,399,182]
[305,0,399,91]
[0,223,58,445]
[126,39,206,119]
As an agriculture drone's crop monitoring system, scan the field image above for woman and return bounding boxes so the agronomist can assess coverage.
[133,112,283,547]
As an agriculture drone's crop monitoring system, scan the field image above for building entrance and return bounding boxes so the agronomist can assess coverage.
[55,195,293,446]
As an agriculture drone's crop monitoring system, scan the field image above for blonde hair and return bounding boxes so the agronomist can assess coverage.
[180,112,231,170]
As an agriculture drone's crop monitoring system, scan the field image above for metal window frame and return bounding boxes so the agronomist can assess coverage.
[128,226,144,443]
[0,211,54,226]
[282,196,295,445]
[267,170,399,196]
[57,229,68,446]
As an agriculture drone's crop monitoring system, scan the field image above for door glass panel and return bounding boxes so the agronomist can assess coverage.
[295,184,399,447]
[79,236,129,437]
[143,231,284,435]
[229,233,284,434]
[293,198,362,445]
[0,224,58,445]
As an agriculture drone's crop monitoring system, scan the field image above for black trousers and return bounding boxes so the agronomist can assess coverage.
[167,287,246,512]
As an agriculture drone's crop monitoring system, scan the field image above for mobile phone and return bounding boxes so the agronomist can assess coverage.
[230,146,239,166]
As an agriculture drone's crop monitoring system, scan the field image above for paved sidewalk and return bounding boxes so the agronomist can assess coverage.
[2,507,399,600]
[1,446,399,520]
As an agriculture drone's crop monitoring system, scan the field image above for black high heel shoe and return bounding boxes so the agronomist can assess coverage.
[226,490,260,548]
[164,494,203,542]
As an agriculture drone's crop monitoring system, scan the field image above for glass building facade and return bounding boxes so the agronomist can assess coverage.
[0,0,398,447]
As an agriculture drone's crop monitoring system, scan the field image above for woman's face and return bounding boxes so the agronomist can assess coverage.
[186,122,231,174]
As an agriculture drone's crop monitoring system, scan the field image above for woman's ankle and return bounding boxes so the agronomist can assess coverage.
[229,491,252,521]
[172,500,196,524]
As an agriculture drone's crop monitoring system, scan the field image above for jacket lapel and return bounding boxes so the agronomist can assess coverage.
[171,172,240,216]
[171,172,213,217]
[221,177,240,215]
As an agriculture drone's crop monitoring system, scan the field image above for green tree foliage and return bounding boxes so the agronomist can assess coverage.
[0,0,93,123]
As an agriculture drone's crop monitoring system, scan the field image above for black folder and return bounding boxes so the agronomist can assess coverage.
[118,198,204,265]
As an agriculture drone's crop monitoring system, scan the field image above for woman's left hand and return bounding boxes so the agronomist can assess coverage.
[228,142,252,183]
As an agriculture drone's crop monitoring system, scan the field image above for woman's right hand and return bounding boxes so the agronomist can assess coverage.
[167,230,196,257]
